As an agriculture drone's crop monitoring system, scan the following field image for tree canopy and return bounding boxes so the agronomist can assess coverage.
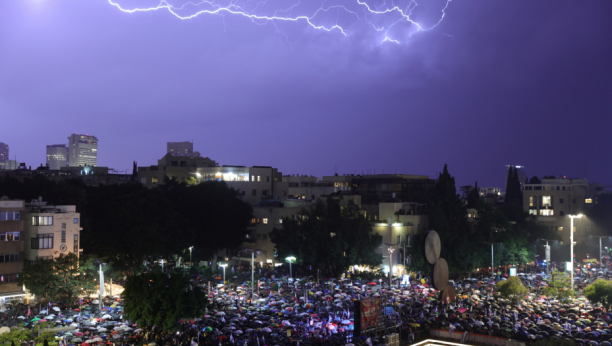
[496,276,528,303]
[270,198,382,277]
[584,279,612,309]
[19,253,100,304]
[122,269,208,332]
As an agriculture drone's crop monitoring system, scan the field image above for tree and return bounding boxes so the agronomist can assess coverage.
[122,269,208,332]
[270,198,382,277]
[502,166,524,222]
[496,276,528,303]
[20,254,99,304]
[542,269,574,302]
[584,279,612,309]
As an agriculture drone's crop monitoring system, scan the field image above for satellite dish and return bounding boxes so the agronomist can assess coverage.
[424,231,441,265]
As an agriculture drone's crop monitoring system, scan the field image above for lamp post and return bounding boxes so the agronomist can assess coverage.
[538,239,555,275]
[569,214,583,291]
[590,236,607,270]
[159,259,165,272]
[484,242,502,278]
[285,256,296,278]
[98,263,106,312]
[219,263,227,283]
[189,246,194,266]
[387,247,395,288]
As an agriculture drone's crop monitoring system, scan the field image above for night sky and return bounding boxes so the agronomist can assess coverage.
[2,0,611,189]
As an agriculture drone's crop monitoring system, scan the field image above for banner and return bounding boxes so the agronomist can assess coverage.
[360,298,380,330]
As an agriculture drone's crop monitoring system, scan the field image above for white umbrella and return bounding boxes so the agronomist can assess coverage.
[102,314,112,319]
[17,316,25,319]
[53,307,61,312]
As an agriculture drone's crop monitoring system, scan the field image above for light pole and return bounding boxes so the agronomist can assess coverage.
[569,214,583,291]
[189,246,194,266]
[285,256,296,278]
[98,263,106,312]
[219,263,227,283]
[538,239,555,275]
[484,242,502,278]
[387,247,395,288]
[590,236,607,270]
[159,259,166,272]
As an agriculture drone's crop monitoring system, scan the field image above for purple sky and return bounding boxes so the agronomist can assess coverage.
[1,0,611,189]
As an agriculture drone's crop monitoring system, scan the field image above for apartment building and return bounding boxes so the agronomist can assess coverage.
[24,198,82,261]
[0,198,25,302]
[523,178,602,243]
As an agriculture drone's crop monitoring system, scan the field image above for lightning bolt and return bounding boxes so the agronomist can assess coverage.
[108,0,453,44]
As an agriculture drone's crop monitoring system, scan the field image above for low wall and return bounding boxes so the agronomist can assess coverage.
[429,329,526,346]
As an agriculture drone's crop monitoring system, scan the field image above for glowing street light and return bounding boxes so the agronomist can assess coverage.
[484,242,502,278]
[569,214,583,291]
[219,263,227,283]
[189,246,194,265]
[286,256,296,278]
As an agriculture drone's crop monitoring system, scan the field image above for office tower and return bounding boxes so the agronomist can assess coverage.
[68,134,98,167]
[167,141,194,157]
[46,144,68,170]
[0,142,8,162]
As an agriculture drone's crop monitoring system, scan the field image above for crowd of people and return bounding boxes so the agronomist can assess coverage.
[2,263,612,346]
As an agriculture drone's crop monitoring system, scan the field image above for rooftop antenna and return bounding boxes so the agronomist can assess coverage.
[335,164,337,175]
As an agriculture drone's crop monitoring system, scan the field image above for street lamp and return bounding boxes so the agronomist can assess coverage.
[538,239,555,274]
[242,248,261,304]
[219,263,227,283]
[569,214,583,291]
[285,256,296,278]
[590,236,607,270]
[387,247,395,288]
[484,242,502,278]
[98,263,106,312]
[159,259,166,272]
[189,246,194,266]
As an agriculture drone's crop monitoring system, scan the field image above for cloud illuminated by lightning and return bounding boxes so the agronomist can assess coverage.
[108,0,453,44]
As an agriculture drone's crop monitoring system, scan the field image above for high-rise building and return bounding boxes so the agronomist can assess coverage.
[167,141,193,157]
[46,144,68,170]
[0,143,8,162]
[68,134,98,167]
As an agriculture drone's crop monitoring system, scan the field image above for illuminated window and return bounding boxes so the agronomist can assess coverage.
[279,219,283,224]
[152,177,158,184]
[573,226,577,232]
[31,216,53,226]
[0,211,20,221]
[539,210,554,216]
[529,210,537,215]
[542,196,552,207]
[251,175,255,181]
[529,196,534,207]
[263,218,268,224]
[585,198,593,204]
[558,227,564,231]
[257,176,261,182]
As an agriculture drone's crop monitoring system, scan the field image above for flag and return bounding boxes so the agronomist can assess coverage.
[230,334,234,343]
[191,340,198,346]
[365,338,372,346]
[449,324,455,336]
[27,306,30,316]
[461,331,469,343]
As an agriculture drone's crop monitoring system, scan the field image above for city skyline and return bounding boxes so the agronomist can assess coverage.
[1,1,611,188]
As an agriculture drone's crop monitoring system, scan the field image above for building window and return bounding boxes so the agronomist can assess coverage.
[542,196,552,207]
[251,175,255,182]
[279,219,283,224]
[31,234,53,250]
[257,176,261,182]
[171,161,178,167]
[0,253,20,263]
[572,198,576,203]
[36,256,53,261]
[560,211,565,216]
[73,218,78,224]
[573,226,577,232]
[0,211,20,221]
[539,210,554,216]
[529,196,534,207]
[31,216,53,226]
[559,198,564,204]
[0,274,18,284]
[0,232,20,241]
[585,198,593,204]
[180,161,187,167]
[267,176,270,182]
[252,189,257,196]
[61,230,66,243]
[262,250,268,256]
[529,210,537,215]
[62,223,66,229]
[74,235,78,252]
[152,177,158,184]
[558,227,564,231]
[263,218,268,224]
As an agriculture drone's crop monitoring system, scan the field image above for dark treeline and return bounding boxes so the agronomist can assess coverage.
[0,175,253,273]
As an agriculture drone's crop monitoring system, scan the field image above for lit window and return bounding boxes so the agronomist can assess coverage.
[279,219,283,224]
[585,198,593,204]
[73,218,78,224]
[573,226,577,232]
[257,176,261,182]
[539,210,554,216]
[152,177,158,184]
[542,196,552,207]
[558,227,564,231]
[263,218,268,224]
[529,210,537,215]
[529,196,534,207]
